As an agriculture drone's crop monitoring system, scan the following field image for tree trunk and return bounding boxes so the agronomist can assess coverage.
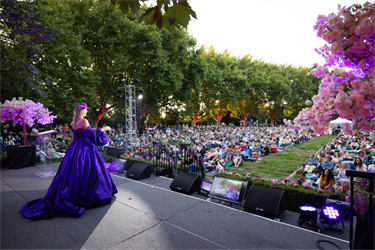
[165,111,168,127]
[88,109,100,129]
[23,123,27,146]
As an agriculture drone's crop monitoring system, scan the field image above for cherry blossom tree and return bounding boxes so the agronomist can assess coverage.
[285,2,375,133]
[0,97,57,145]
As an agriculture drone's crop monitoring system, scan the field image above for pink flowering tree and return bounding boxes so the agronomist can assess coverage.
[0,97,57,146]
[285,2,375,133]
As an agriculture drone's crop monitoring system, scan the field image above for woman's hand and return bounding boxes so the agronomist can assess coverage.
[101,126,111,132]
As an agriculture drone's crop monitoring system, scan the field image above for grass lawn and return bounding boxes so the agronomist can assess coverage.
[226,135,336,181]
[32,135,335,181]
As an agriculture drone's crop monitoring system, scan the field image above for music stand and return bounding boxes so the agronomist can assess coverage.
[35,130,57,178]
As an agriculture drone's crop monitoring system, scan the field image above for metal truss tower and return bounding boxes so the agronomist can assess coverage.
[124,84,136,144]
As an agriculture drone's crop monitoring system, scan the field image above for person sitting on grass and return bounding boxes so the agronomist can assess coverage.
[205,148,216,160]
[212,147,222,161]
[332,151,342,165]
[336,179,350,194]
[304,153,319,173]
[353,157,367,172]
[36,145,52,163]
[317,151,326,165]
[261,144,270,157]
[298,171,312,186]
[233,149,243,168]
[334,161,349,182]
[59,140,67,153]
[47,143,65,158]
[319,155,335,174]
[318,168,335,191]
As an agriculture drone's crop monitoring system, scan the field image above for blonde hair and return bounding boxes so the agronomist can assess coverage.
[341,161,349,169]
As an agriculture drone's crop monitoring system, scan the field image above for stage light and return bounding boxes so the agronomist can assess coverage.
[138,88,143,100]
[298,205,318,227]
[319,205,343,230]
[116,88,123,99]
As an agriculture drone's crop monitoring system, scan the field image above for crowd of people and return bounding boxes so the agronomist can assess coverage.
[105,123,319,171]
[296,130,375,193]
[3,121,375,187]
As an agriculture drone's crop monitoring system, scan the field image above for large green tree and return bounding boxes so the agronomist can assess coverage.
[0,0,54,103]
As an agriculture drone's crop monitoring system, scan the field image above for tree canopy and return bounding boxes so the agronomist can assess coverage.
[1,0,321,128]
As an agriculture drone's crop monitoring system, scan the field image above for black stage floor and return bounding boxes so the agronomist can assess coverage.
[1,163,352,249]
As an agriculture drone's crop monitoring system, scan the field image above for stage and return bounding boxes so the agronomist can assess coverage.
[1,163,351,249]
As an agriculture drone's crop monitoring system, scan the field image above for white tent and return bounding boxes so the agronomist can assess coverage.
[330,118,353,128]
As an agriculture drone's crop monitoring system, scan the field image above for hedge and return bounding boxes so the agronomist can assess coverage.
[118,156,346,212]
[214,172,346,213]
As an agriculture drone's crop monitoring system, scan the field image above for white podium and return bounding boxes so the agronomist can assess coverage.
[35,130,57,178]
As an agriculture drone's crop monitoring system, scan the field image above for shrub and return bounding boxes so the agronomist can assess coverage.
[214,172,345,212]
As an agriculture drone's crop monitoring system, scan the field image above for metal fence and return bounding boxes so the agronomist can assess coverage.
[152,141,205,178]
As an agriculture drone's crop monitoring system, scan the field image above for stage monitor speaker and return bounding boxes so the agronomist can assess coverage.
[170,172,202,195]
[126,162,151,180]
[124,159,137,171]
[103,157,113,163]
[243,185,286,218]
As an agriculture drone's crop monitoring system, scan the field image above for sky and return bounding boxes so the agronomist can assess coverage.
[174,0,357,68]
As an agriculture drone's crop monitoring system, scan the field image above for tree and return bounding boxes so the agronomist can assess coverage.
[34,0,199,128]
[108,0,197,33]
[289,2,375,133]
[0,0,54,102]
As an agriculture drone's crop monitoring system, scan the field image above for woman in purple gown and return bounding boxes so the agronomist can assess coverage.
[20,103,118,219]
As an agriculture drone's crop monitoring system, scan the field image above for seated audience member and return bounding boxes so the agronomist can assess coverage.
[317,151,326,165]
[294,179,302,186]
[353,157,367,172]
[319,169,335,190]
[270,142,277,153]
[332,151,342,165]
[36,145,52,163]
[261,144,270,156]
[243,145,251,158]
[298,171,312,186]
[212,147,222,161]
[334,161,349,181]
[206,148,216,160]
[56,132,64,142]
[50,136,61,147]
[304,153,319,173]
[59,141,67,153]
[47,143,65,158]
[350,140,360,150]
[336,179,350,194]
[233,149,243,168]
[319,155,335,173]
[367,159,375,171]
[2,129,15,145]
[238,142,245,151]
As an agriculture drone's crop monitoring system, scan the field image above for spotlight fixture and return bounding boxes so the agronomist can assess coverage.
[298,205,318,227]
[319,205,344,230]
[137,88,143,100]
[116,88,123,99]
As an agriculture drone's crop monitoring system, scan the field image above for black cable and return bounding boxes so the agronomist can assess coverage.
[315,240,342,250]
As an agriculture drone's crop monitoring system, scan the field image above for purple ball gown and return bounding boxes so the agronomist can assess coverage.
[20,126,118,219]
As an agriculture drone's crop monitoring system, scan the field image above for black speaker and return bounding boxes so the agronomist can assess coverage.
[115,149,126,158]
[243,185,286,218]
[170,172,202,195]
[103,157,113,163]
[124,159,137,171]
[126,162,151,180]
